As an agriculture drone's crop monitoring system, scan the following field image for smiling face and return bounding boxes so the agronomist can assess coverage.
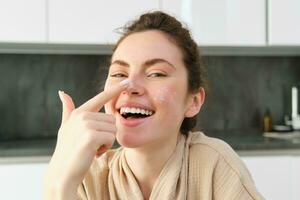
[104,30,201,149]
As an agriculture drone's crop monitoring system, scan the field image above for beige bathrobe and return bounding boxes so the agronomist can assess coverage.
[77,131,264,200]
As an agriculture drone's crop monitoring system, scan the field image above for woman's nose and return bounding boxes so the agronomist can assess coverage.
[123,77,145,96]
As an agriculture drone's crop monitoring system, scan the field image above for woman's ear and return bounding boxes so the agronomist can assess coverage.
[185,87,205,118]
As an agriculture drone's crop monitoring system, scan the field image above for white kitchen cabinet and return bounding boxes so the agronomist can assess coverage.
[242,156,294,200]
[0,0,46,43]
[161,0,266,46]
[291,157,300,199]
[48,0,159,44]
[0,162,48,200]
[268,0,300,45]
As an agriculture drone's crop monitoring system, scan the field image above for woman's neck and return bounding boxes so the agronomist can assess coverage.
[124,133,181,199]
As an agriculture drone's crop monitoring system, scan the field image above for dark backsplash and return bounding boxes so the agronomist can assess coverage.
[1,54,300,140]
[199,56,300,135]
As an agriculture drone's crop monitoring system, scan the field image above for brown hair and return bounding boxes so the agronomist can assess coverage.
[112,11,207,135]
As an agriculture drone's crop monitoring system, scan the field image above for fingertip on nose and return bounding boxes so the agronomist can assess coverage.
[120,79,130,87]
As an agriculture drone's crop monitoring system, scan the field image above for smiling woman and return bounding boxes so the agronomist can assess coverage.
[104,29,202,150]
[44,11,264,200]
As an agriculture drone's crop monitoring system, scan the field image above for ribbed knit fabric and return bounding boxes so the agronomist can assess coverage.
[77,131,264,200]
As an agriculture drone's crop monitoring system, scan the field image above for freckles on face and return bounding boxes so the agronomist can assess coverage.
[152,85,178,107]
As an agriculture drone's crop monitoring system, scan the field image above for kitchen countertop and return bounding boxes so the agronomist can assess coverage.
[0,138,57,157]
[211,133,300,150]
[1,132,300,159]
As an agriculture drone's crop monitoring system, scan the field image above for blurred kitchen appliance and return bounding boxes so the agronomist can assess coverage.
[291,86,300,130]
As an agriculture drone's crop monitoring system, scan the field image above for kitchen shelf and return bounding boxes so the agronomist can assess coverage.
[1,43,300,56]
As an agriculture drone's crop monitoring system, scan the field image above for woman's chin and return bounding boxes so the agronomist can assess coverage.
[116,131,148,148]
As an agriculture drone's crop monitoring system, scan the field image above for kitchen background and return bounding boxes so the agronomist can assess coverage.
[1,0,300,200]
[0,54,300,140]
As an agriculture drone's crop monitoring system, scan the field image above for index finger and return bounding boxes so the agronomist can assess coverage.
[77,79,130,112]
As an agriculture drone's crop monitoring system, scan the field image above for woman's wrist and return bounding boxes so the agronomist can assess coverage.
[54,179,80,200]
[44,163,81,200]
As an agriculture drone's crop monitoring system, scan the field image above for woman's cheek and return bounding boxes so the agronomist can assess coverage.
[152,85,178,107]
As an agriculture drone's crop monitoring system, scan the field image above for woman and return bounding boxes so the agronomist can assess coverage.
[44,11,264,200]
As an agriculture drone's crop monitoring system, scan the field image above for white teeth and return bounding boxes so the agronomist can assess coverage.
[120,107,154,116]
[131,108,137,113]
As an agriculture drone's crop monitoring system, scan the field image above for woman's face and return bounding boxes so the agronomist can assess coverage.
[104,30,200,148]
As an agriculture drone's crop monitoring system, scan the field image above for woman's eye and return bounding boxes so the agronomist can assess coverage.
[110,73,127,78]
[148,72,167,78]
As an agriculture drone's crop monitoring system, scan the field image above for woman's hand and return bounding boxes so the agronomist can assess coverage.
[44,79,129,200]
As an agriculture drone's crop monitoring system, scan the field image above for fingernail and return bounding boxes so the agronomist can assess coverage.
[58,90,64,100]
[120,79,130,87]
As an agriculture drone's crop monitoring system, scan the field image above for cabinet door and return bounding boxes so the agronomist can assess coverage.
[0,0,46,43]
[268,0,300,45]
[48,0,159,44]
[291,157,300,200]
[0,163,48,200]
[242,156,293,200]
[162,0,266,46]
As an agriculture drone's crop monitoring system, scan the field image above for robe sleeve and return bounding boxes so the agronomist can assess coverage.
[213,153,265,200]
[77,183,88,200]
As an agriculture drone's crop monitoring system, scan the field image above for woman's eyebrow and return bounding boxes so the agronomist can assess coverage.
[111,60,129,67]
[111,58,175,69]
[143,58,175,69]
